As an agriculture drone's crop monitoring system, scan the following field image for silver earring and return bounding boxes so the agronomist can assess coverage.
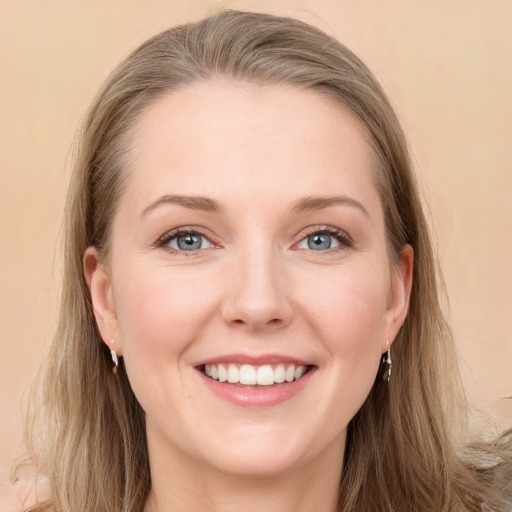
[383,335,392,382]
[110,340,119,375]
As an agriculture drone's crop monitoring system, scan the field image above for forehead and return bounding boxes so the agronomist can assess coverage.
[120,81,382,221]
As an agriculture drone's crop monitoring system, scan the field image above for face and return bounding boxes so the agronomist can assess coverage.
[86,81,412,479]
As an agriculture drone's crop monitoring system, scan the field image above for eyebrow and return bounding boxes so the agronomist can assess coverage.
[140,194,225,217]
[291,195,370,217]
[140,194,369,218]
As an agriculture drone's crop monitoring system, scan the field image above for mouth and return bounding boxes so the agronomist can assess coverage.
[194,354,317,407]
[198,362,315,387]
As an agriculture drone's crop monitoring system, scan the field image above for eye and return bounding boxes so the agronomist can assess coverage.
[157,229,213,252]
[296,228,352,252]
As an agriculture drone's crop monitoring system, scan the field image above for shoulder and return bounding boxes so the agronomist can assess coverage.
[0,470,49,512]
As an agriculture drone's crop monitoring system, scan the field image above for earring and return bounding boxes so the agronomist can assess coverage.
[383,334,392,382]
[110,340,119,375]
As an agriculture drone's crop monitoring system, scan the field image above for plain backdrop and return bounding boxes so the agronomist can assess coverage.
[1,0,511,482]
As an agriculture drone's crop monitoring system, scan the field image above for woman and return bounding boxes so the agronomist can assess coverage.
[6,9,511,512]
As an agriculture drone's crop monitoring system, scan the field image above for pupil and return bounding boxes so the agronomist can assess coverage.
[308,234,331,250]
[178,234,201,250]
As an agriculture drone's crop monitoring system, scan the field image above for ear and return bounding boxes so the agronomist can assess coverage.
[383,244,413,352]
[83,247,122,356]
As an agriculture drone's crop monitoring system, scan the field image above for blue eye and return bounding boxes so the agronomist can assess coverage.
[298,233,340,251]
[297,229,351,252]
[160,231,213,252]
[309,233,336,250]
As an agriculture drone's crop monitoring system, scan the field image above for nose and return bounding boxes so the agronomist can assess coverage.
[221,246,294,332]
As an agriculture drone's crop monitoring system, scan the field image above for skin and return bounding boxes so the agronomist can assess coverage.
[84,82,413,512]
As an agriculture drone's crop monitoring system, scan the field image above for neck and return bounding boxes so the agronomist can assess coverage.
[144,431,344,512]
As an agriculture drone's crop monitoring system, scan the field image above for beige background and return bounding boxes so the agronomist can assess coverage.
[1,0,511,482]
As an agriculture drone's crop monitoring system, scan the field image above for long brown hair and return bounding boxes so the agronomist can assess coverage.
[20,9,511,512]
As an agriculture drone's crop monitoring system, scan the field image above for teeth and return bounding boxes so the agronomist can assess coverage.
[256,365,274,385]
[294,366,306,380]
[227,363,239,383]
[203,363,308,386]
[274,364,285,383]
[218,364,227,383]
[239,364,257,385]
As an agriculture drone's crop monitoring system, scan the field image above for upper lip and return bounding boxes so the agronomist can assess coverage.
[195,353,315,367]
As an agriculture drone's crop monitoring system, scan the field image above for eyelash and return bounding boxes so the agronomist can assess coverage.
[155,227,215,254]
[298,226,353,251]
[155,225,353,254]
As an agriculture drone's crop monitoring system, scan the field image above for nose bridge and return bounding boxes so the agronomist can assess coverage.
[222,233,293,330]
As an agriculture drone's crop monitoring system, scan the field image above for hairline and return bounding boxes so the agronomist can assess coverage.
[97,77,395,263]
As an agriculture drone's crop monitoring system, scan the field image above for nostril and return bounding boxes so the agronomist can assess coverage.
[229,318,283,329]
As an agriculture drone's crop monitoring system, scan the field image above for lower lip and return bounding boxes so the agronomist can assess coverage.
[198,369,315,407]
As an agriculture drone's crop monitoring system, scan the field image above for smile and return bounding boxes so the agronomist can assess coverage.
[203,363,311,386]
[196,355,317,407]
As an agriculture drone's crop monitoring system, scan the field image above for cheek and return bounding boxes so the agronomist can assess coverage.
[110,263,224,423]
[299,259,388,336]
[112,263,221,362]
[297,260,388,383]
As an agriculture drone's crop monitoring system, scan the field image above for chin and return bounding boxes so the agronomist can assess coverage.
[194,423,337,478]
[207,445,306,478]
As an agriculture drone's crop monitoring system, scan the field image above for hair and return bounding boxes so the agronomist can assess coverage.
[17,9,511,512]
